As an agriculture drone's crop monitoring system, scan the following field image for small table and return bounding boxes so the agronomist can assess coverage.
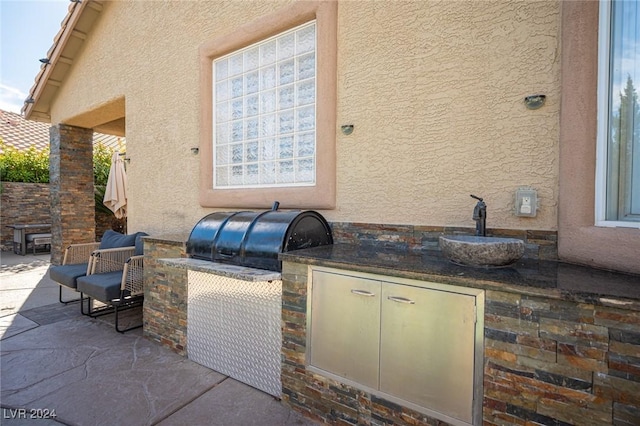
[6,224,51,255]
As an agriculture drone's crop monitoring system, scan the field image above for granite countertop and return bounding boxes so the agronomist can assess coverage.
[279,244,640,309]
[158,257,282,282]
[142,233,189,245]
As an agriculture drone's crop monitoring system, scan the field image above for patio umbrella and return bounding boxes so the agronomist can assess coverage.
[103,152,128,219]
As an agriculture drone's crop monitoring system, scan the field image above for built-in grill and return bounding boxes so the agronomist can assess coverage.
[186,202,333,272]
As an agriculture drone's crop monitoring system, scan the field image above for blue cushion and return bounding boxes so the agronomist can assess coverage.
[134,232,149,255]
[99,230,137,249]
[77,271,124,303]
[50,263,89,289]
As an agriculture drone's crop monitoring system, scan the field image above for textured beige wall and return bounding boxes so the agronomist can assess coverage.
[49,0,560,236]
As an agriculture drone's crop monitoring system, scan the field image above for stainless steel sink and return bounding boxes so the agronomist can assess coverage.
[439,235,525,267]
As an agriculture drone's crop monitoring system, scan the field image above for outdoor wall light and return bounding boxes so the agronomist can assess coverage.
[191,147,199,155]
[341,124,354,135]
[39,58,50,65]
[524,94,546,110]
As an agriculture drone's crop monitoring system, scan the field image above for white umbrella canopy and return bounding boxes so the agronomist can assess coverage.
[103,152,128,219]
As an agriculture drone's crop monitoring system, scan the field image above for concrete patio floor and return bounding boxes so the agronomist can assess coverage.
[0,251,316,426]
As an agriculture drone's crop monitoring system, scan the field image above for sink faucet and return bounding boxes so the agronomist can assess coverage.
[470,194,486,237]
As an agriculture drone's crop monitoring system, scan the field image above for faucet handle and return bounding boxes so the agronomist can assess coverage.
[470,194,483,202]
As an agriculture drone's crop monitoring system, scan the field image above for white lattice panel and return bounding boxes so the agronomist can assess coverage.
[187,270,282,397]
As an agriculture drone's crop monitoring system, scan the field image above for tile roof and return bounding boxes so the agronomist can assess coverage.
[0,109,124,153]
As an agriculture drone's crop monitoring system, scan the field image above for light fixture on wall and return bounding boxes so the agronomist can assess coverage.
[39,58,50,65]
[341,124,354,135]
[191,147,199,155]
[524,94,546,110]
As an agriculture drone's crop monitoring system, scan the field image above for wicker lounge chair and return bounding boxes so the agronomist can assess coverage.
[49,230,146,308]
[49,242,101,304]
[76,232,147,333]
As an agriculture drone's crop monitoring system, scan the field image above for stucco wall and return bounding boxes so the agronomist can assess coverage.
[48,0,560,236]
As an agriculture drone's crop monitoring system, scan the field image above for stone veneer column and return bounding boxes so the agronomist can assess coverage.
[49,124,95,265]
[142,237,188,355]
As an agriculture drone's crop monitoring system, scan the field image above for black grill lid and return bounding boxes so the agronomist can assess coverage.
[186,203,332,272]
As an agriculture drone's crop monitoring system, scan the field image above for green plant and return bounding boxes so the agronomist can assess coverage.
[0,138,121,215]
[93,142,113,187]
[93,142,116,215]
[0,139,50,183]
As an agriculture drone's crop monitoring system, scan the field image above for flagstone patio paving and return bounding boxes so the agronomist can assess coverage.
[0,251,316,426]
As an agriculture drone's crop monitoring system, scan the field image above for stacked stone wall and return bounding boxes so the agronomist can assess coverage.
[143,237,187,355]
[0,182,51,251]
[331,222,558,260]
[49,124,95,265]
[1,182,121,251]
[483,291,640,425]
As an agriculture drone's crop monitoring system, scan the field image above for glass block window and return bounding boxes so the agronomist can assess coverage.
[213,21,316,189]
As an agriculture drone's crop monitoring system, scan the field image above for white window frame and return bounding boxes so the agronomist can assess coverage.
[595,0,640,228]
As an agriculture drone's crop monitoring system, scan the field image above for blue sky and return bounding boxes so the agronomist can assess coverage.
[0,0,69,113]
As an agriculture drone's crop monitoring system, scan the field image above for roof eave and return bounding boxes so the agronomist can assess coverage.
[22,0,103,122]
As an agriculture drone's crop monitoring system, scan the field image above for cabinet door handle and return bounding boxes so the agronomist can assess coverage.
[351,289,375,297]
[387,296,415,304]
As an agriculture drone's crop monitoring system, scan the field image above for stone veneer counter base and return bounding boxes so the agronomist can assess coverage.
[279,244,640,426]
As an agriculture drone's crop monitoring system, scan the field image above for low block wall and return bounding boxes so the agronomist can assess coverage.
[1,181,121,251]
[0,182,51,251]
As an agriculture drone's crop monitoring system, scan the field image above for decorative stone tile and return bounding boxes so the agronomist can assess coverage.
[485,328,518,344]
[595,306,640,331]
[614,402,640,426]
[537,396,612,426]
[539,318,609,348]
[593,372,640,406]
[608,353,640,383]
[486,300,524,319]
[487,290,522,305]
[485,313,539,336]
[557,351,608,373]
[515,355,594,383]
[533,370,592,392]
[516,335,557,353]
[486,337,556,362]
[506,402,572,426]
[609,328,640,345]
[610,340,640,358]
[537,300,596,324]
[558,342,608,361]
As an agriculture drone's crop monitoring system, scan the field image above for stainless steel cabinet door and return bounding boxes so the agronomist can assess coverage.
[309,271,381,389]
[380,283,476,424]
